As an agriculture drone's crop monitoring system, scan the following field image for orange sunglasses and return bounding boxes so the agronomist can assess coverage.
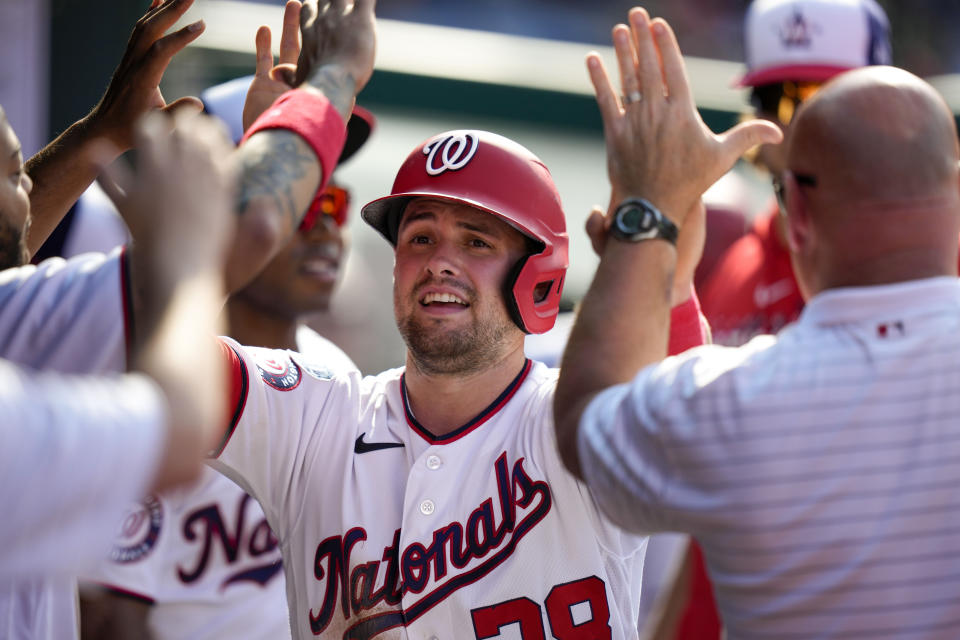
[306,184,351,229]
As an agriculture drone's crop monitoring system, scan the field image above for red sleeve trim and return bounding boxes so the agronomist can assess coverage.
[667,286,708,356]
[99,583,156,606]
[240,90,347,231]
[209,339,249,458]
[119,246,134,370]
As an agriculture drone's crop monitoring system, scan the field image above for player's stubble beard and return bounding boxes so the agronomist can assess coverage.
[0,214,28,271]
[396,277,516,376]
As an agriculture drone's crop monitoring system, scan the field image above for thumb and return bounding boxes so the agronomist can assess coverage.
[161,96,204,117]
[719,119,783,163]
[585,206,607,257]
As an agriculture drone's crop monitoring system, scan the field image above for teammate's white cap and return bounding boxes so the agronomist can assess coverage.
[737,0,891,87]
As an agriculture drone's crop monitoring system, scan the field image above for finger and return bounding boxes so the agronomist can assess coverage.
[139,20,205,88]
[161,96,204,117]
[279,1,302,65]
[719,119,784,167]
[133,0,196,59]
[300,0,318,29]
[586,53,622,125]
[651,18,689,104]
[585,206,607,257]
[628,8,663,102]
[255,26,274,77]
[612,24,640,103]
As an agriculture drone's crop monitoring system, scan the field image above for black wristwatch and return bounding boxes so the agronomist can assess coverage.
[608,198,678,245]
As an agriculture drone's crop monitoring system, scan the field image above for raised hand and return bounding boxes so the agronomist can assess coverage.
[588,8,781,229]
[89,0,207,152]
[243,0,303,133]
[295,0,378,118]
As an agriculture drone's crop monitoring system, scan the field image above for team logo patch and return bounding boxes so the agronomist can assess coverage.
[110,495,163,564]
[778,10,820,48]
[423,132,479,176]
[252,349,303,391]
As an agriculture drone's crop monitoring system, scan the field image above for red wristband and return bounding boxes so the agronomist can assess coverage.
[241,90,346,230]
[668,285,709,355]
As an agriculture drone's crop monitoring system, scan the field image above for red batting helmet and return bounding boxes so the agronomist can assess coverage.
[361,130,568,334]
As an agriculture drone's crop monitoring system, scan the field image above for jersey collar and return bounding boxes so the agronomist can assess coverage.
[400,359,532,445]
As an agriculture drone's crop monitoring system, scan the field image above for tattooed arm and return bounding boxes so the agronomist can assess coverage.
[224,130,319,292]
[224,0,376,292]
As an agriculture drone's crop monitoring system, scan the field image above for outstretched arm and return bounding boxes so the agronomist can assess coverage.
[25,0,204,256]
[225,0,377,291]
[555,8,781,478]
[98,110,237,492]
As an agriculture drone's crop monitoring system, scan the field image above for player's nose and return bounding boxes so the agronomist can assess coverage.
[424,239,461,277]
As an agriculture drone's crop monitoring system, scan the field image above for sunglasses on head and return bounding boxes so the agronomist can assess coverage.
[750,81,823,126]
[305,184,351,230]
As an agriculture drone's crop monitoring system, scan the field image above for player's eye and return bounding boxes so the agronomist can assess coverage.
[468,237,491,249]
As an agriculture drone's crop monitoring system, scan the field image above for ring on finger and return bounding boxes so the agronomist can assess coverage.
[622,90,643,105]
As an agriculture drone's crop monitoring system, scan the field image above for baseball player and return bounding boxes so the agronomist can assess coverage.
[207,87,709,638]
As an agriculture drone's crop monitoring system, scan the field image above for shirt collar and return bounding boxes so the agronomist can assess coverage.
[800,277,960,326]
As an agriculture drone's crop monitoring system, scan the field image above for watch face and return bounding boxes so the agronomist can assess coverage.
[611,198,678,244]
[618,205,654,234]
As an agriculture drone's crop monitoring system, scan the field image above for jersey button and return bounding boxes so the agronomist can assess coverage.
[426,455,442,470]
[419,499,435,515]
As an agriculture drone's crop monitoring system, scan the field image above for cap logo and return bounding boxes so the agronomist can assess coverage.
[778,10,820,49]
[423,133,479,176]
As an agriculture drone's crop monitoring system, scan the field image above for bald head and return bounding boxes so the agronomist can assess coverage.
[782,67,960,293]
[788,66,959,205]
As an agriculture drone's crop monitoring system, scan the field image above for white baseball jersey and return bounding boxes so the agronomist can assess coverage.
[0,249,142,640]
[90,468,291,640]
[210,339,648,640]
[578,277,960,638]
[87,326,358,640]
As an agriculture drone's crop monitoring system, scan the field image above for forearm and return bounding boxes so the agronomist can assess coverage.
[227,129,321,291]
[24,116,119,255]
[556,239,677,477]
[136,271,226,492]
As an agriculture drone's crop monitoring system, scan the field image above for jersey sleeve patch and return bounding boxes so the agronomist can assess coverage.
[251,348,303,391]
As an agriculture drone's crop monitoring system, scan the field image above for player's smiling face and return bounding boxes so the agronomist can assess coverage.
[393,197,528,375]
[0,109,32,270]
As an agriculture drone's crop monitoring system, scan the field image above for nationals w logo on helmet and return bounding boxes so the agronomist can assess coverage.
[422,132,479,175]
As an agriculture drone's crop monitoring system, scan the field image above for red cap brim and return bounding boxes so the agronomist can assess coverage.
[735,64,855,88]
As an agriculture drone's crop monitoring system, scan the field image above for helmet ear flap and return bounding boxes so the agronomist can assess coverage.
[503,254,531,333]
[505,251,566,334]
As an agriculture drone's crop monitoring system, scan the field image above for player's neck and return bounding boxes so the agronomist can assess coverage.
[403,346,527,438]
[224,299,300,351]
